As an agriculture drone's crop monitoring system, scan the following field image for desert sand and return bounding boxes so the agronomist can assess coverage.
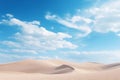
[0,59,120,80]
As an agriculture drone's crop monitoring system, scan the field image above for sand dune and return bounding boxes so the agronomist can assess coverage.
[0,59,120,80]
[102,63,120,69]
[52,64,74,74]
[0,60,74,74]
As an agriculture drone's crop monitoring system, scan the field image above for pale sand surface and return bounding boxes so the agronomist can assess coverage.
[0,59,120,80]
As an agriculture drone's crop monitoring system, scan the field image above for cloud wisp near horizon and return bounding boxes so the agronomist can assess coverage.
[0,0,120,63]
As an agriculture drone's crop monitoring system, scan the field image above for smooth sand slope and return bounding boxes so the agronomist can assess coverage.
[0,59,120,80]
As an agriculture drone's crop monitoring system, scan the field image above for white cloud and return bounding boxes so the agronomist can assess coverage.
[61,50,120,59]
[0,14,77,54]
[45,13,92,37]
[0,53,55,63]
[0,41,21,48]
[61,51,81,55]
[6,13,14,18]
[81,50,120,55]
[70,15,92,24]
[45,0,120,37]
[89,0,120,35]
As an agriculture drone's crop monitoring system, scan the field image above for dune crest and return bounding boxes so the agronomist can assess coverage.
[52,64,74,74]
[102,63,120,69]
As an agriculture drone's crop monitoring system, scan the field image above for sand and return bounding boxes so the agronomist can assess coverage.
[0,59,120,80]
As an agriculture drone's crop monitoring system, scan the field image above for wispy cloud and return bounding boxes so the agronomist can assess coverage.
[89,0,120,35]
[61,50,120,56]
[45,13,92,37]
[60,50,120,63]
[45,0,120,37]
[0,53,59,63]
[0,14,77,54]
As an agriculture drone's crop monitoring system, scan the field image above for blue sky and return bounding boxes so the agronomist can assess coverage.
[0,0,120,63]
